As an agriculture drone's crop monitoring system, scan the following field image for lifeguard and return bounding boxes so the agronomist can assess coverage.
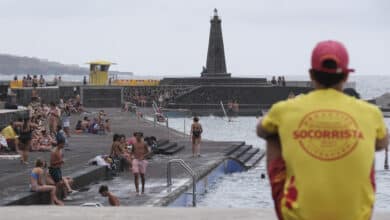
[257,40,389,220]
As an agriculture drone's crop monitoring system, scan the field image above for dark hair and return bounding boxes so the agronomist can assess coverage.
[56,135,66,145]
[134,132,143,137]
[113,133,120,142]
[22,118,29,130]
[193,117,199,122]
[99,185,108,194]
[35,158,44,167]
[310,59,348,88]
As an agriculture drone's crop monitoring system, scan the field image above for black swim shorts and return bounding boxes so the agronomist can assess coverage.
[48,167,63,183]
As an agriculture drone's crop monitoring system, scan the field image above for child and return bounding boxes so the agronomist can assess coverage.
[99,185,120,206]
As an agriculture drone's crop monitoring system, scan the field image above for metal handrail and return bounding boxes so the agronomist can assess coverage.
[167,159,197,207]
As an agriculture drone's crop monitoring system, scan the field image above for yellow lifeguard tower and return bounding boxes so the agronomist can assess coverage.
[87,60,114,85]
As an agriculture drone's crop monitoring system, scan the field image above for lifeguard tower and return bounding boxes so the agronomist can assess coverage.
[87,60,114,85]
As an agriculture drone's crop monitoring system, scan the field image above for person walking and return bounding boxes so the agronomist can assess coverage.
[257,40,389,220]
[131,132,150,195]
[48,102,60,135]
[61,105,71,138]
[18,118,37,164]
[190,117,203,157]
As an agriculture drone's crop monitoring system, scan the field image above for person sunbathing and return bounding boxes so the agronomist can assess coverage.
[81,117,89,131]
[75,120,83,134]
[104,119,111,133]
[31,129,41,151]
[30,159,63,205]
[38,129,55,151]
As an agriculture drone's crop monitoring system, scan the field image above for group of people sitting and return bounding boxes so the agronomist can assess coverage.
[123,86,191,107]
[74,111,111,135]
[0,95,76,163]
[59,95,84,113]
[27,100,71,152]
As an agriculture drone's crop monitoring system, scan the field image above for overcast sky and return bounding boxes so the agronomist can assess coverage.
[0,0,388,76]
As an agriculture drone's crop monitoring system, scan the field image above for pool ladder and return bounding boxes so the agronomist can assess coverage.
[167,159,197,207]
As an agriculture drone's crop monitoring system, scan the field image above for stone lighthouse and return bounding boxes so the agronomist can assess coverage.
[202,9,231,78]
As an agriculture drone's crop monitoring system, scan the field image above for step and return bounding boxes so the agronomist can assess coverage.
[224,142,246,156]
[230,145,252,158]
[162,145,185,155]
[244,151,265,168]
[158,142,178,152]
[157,139,169,147]
[237,148,260,163]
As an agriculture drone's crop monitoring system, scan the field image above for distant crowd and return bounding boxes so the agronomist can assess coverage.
[13,74,63,87]
[270,76,286,86]
[123,86,192,107]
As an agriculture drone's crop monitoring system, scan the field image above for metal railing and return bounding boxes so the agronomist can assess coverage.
[167,159,197,207]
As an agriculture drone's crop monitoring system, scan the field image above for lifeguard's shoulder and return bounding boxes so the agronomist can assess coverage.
[348,96,383,115]
[269,93,307,110]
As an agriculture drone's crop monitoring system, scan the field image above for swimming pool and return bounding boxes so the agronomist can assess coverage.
[165,116,390,210]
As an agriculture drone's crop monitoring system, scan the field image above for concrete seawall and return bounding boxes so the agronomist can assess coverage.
[0,109,29,128]
[1,166,107,206]
[0,207,388,220]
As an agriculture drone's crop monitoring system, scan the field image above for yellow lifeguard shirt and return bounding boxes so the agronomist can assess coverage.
[262,89,387,220]
[1,125,17,140]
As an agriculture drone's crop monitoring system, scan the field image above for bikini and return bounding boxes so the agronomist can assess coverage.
[30,172,39,191]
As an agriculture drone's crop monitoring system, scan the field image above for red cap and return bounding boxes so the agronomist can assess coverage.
[311,40,355,74]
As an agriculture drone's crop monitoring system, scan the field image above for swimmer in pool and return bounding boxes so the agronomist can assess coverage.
[99,185,120,206]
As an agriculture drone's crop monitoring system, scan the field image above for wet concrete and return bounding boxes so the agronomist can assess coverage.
[0,108,242,206]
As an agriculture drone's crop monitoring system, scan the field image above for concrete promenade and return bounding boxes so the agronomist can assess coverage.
[0,108,242,206]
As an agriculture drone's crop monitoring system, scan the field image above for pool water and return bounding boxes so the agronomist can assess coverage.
[166,116,390,210]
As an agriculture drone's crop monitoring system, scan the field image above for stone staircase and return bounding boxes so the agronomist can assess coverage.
[223,142,265,169]
[156,139,185,155]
